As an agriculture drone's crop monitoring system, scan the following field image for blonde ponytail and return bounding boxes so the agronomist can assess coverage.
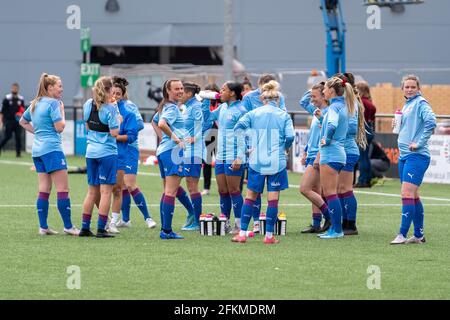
[343,82,356,116]
[355,98,367,149]
[92,76,113,110]
[30,73,60,113]
[260,80,281,102]
[325,76,367,149]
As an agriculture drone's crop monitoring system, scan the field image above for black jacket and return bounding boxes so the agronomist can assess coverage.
[1,93,25,123]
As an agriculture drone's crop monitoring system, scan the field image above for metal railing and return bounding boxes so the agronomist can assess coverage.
[66,105,450,130]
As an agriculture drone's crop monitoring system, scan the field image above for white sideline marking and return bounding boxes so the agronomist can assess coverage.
[288,184,450,202]
[1,203,450,208]
[1,160,449,203]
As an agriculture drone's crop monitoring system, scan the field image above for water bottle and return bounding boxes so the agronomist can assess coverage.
[199,214,206,235]
[198,90,220,100]
[393,110,403,134]
[277,212,287,236]
[259,212,266,235]
[217,214,227,236]
[205,213,214,236]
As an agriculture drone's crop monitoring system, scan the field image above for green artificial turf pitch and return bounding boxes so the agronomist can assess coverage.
[0,151,449,299]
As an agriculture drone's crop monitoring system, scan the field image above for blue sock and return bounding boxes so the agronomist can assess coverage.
[325,195,343,233]
[413,198,424,238]
[97,214,108,231]
[240,198,255,232]
[266,200,279,233]
[121,189,131,222]
[252,194,261,222]
[177,187,194,217]
[82,213,91,230]
[312,212,322,228]
[162,195,175,233]
[340,191,357,222]
[320,202,331,221]
[190,192,202,223]
[219,192,232,219]
[57,192,73,229]
[159,193,164,230]
[400,198,415,237]
[339,194,347,221]
[36,192,50,229]
[230,192,243,219]
[131,188,150,220]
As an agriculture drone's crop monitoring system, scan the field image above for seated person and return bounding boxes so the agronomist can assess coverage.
[370,141,390,179]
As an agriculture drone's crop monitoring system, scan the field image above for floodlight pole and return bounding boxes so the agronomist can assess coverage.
[224,0,234,81]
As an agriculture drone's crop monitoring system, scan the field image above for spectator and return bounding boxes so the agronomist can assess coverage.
[0,83,25,157]
[370,141,390,180]
[354,81,376,188]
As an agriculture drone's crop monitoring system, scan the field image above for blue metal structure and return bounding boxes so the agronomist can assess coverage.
[320,0,346,77]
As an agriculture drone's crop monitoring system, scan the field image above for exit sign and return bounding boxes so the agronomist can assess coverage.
[81,63,100,88]
[80,28,91,53]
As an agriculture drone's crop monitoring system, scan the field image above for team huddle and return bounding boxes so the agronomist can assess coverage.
[19,72,436,245]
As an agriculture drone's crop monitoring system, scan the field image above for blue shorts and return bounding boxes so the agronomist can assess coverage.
[118,147,139,174]
[322,162,345,173]
[342,154,360,172]
[157,149,184,179]
[305,157,316,168]
[183,156,202,178]
[215,160,245,177]
[33,151,67,174]
[398,153,430,186]
[247,167,289,194]
[86,155,118,185]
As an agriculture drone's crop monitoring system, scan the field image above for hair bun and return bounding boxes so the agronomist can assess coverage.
[113,76,129,87]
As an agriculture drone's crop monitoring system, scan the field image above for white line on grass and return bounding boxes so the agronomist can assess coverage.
[1,203,450,208]
[286,183,450,202]
[2,160,449,202]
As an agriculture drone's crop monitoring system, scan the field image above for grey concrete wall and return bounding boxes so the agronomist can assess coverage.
[1,0,449,108]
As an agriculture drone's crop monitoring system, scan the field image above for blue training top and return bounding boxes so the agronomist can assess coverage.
[235,100,294,175]
[398,93,436,159]
[123,100,144,150]
[343,102,360,157]
[182,97,204,159]
[153,102,186,157]
[299,91,329,160]
[117,100,138,158]
[83,99,119,159]
[319,96,349,165]
[242,88,287,112]
[209,100,247,162]
[22,97,63,157]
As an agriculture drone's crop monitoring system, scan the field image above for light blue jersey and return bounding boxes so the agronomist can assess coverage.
[343,103,359,157]
[83,99,119,159]
[398,94,436,159]
[242,88,287,112]
[235,101,294,175]
[124,100,144,150]
[22,97,63,157]
[201,99,213,134]
[299,91,329,159]
[182,97,203,159]
[154,102,186,157]
[117,100,138,158]
[209,100,247,162]
[319,96,349,165]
